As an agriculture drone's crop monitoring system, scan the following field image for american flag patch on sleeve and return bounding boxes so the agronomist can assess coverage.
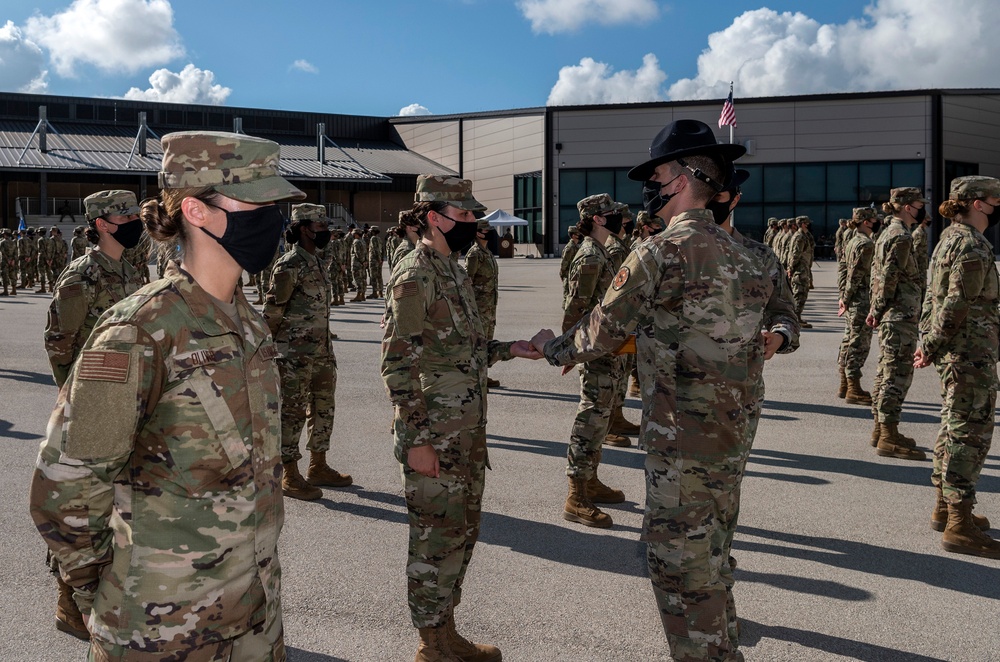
[78,350,131,382]
[393,281,418,299]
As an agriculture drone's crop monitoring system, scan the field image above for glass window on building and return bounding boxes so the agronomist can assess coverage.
[513,172,542,243]
[558,168,644,243]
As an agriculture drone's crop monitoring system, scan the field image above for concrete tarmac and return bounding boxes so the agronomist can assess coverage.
[1,258,997,661]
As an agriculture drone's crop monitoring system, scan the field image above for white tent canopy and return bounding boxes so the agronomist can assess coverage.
[483,209,528,227]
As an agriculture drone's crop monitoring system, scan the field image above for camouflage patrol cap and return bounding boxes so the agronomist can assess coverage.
[853,207,876,221]
[635,210,654,227]
[290,203,327,223]
[73,226,84,234]
[767,217,778,227]
[414,174,486,211]
[949,175,1000,201]
[797,216,810,225]
[890,187,928,205]
[476,218,491,232]
[158,131,305,204]
[577,193,618,219]
[615,202,633,220]
[567,224,580,236]
[84,190,139,221]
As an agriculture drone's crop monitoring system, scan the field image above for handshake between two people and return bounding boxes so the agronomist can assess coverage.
[509,328,559,361]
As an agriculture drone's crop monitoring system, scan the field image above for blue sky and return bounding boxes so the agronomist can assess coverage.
[1,0,995,117]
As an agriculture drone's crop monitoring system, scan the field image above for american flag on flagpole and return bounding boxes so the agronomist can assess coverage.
[718,82,737,128]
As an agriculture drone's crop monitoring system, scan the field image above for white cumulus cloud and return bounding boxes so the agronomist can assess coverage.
[518,0,659,34]
[291,59,318,74]
[123,64,231,105]
[547,53,667,105]
[398,103,432,116]
[0,20,49,92]
[25,0,183,77]
[668,0,999,100]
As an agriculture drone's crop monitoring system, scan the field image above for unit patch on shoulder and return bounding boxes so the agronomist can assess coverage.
[393,281,418,299]
[612,266,631,291]
[78,350,131,382]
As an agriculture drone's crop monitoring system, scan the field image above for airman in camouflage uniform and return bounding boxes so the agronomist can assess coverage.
[350,227,368,301]
[0,228,16,295]
[30,131,304,660]
[912,215,931,298]
[71,226,89,260]
[464,218,501,388]
[381,174,537,662]
[559,224,582,296]
[916,175,1000,558]
[391,211,420,271]
[255,245,281,306]
[385,225,402,265]
[869,187,928,460]
[264,203,351,501]
[786,216,813,328]
[837,209,877,405]
[34,226,53,293]
[19,228,37,288]
[327,228,347,305]
[604,203,641,445]
[122,233,152,285]
[534,119,768,662]
[50,226,68,277]
[44,191,145,389]
[368,226,385,297]
[834,218,849,261]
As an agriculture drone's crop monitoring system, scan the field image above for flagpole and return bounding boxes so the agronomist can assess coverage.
[730,82,735,228]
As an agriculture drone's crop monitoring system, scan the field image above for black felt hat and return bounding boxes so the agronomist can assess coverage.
[627,119,746,182]
[727,168,750,192]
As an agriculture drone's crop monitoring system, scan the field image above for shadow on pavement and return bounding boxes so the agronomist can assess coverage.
[317,487,407,525]
[487,433,645,470]
[0,419,43,441]
[764,399,939,424]
[287,648,350,662]
[0,368,54,387]
[736,526,1000,600]
[740,620,948,662]
[735,569,871,601]
[744,469,829,485]
[487,387,580,403]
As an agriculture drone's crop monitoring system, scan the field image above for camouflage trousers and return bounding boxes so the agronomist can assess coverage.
[479,307,496,342]
[567,355,619,479]
[931,361,997,504]
[871,321,916,423]
[352,263,367,294]
[644,451,746,662]
[838,304,873,377]
[402,426,487,628]
[613,354,633,411]
[276,353,337,464]
[21,259,36,285]
[790,271,810,317]
[89,611,285,662]
[36,259,54,289]
[1,263,15,291]
[369,259,384,294]
[329,266,344,301]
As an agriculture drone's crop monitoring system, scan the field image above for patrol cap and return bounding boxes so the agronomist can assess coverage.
[797,216,810,225]
[635,211,652,226]
[577,193,618,219]
[890,187,928,205]
[628,119,746,182]
[567,224,580,236]
[949,176,1000,201]
[853,207,877,222]
[290,203,327,223]
[414,174,486,211]
[158,130,305,204]
[476,218,491,232]
[767,217,778,227]
[84,190,139,222]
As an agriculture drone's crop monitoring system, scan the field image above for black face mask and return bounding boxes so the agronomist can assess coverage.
[647,223,666,237]
[913,206,926,223]
[602,212,623,235]
[871,221,882,234]
[201,204,285,274]
[706,199,735,225]
[984,201,1000,229]
[623,220,635,235]
[312,229,332,249]
[642,175,681,218]
[108,218,144,249]
[437,211,479,253]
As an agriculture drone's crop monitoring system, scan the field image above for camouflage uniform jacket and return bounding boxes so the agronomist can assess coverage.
[834,226,847,258]
[464,242,498,317]
[368,235,385,265]
[51,236,69,271]
[763,227,776,247]
[327,239,345,277]
[381,242,514,463]
[870,217,921,323]
[919,223,999,364]
[732,227,800,353]
[71,235,89,260]
[385,235,401,263]
[351,236,368,268]
[562,236,613,333]
[912,223,929,288]
[36,234,53,267]
[18,235,36,266]
[544,209,773,460]
[29,261,284,653]
[44,249,144,388]
[605,234,630,272]
[842,233,874,310]
[263,244,333,358]
[559,240,580,281]
[390,238,416,272]
[0,234,16,269]
[787,230,810,275]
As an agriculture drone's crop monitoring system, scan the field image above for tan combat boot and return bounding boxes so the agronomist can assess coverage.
[838,370,848,399]
[486,377,500,388]
[609,405,640,436]
[844,376,872,406]
[587,473,625,504]
[282,461,323,500]
[941,499,1000,558]
[603,432,631,447]
[306,452,353,488]
[445,610,502,662]
[870,413,880,447]
[416,625,461,662]
[564,477,613,528]
[628,377,641,398]
[874,423,925,460]
[35,283,46,293]
[55,575,89,640]
[931,488,989,532]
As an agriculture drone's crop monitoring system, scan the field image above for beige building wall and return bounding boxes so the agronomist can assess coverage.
[942,94,1000,178]
[392,121,462,175]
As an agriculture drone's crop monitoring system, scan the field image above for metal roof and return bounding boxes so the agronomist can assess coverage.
[0,120,453,181]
